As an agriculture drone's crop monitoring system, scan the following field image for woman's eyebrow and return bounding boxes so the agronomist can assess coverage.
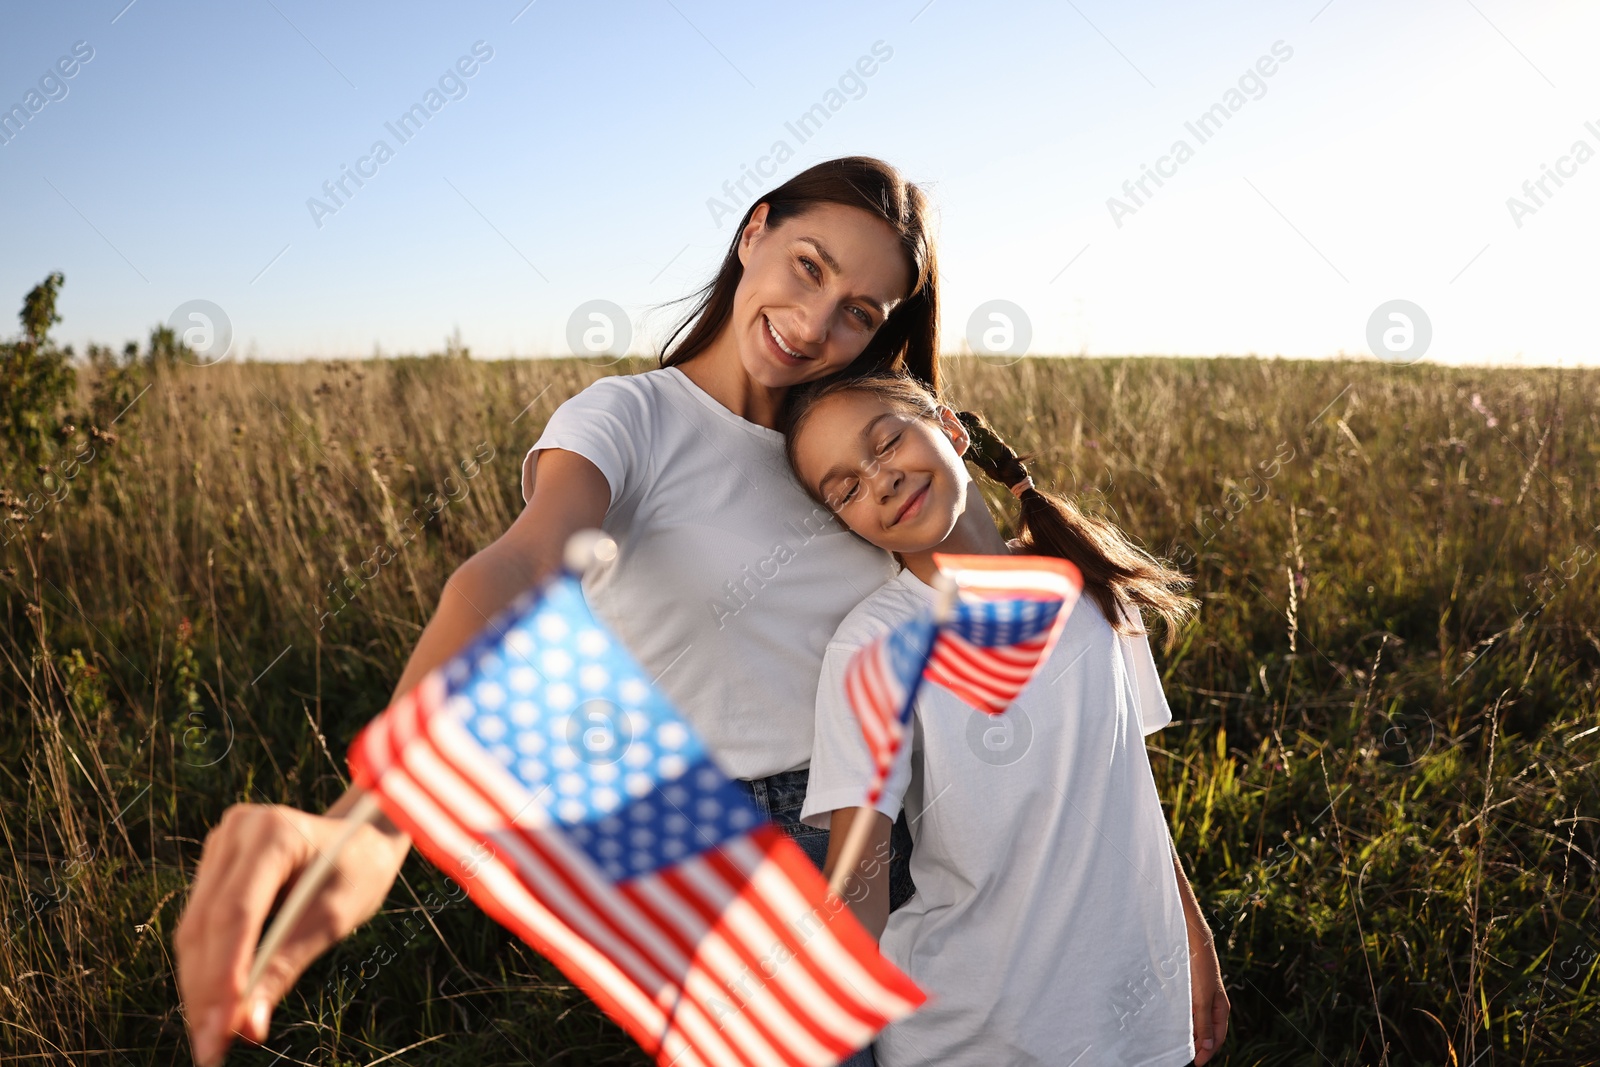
[797,237,841,273]
[798,237,895,317]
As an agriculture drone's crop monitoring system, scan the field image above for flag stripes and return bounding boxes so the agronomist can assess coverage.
[839,554,1084,808]
[348,574,924,1067]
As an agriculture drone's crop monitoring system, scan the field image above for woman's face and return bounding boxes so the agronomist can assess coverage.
[790,390,973,555]
[732,201,915,390]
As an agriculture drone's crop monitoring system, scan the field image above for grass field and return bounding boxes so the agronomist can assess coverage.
[3,351,1598,1066]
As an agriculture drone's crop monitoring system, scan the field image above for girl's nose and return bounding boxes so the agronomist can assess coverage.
[871,465,901,504]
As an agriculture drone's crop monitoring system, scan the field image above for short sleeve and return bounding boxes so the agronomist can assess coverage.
[800,635,915,830]
[1122,626,1173,735]
[521,375,651,507]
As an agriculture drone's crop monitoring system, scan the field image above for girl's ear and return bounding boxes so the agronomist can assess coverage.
[935,404,969,457]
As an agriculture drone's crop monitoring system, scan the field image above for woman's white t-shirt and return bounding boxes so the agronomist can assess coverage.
[521,365,896,780]
[802,566,1196,1067]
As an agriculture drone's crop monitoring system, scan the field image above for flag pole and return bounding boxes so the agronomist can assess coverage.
[827,571,959,902]
[241,530,618,1003]
[242,788,383,999]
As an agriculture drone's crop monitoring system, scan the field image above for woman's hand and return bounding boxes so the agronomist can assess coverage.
[173,797,412,1066]
[173,448,612,1065]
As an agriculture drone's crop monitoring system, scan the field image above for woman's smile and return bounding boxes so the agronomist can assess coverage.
[761,314,812,366]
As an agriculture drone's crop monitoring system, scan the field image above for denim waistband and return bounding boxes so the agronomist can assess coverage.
[733,767,811,819]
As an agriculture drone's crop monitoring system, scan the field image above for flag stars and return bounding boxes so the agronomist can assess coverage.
[546,683,576,710]
[579,664,609,691]
[510,701,540,727]
[542,649,574,676]
[508,666,540,693]
[576,628,608,656]
[537,613,570,640]
[558,798,586,822]
[475,681,506,709]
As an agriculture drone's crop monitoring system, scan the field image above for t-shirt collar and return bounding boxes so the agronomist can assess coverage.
[662,366,785,444]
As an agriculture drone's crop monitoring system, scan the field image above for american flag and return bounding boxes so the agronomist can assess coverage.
[840,612,939,807]
[347,572,926,1067]
[841,555,1082,804]
[924,553,1082,714]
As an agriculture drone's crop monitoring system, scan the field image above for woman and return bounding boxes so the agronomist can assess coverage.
[174,156,939,1067]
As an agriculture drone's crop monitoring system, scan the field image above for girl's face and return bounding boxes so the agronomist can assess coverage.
[732,202,914,390]
[790,390,973,555]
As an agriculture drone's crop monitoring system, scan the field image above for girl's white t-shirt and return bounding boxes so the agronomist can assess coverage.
[521,365,896,780]
[802,566,1196,1067]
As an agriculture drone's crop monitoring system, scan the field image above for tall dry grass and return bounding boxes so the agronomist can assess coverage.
[2,354,1597,1066]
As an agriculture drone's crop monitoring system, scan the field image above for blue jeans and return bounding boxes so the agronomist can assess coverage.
[733,768,917,1067]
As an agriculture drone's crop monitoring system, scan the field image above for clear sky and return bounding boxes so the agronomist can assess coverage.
[4,0,1597,365]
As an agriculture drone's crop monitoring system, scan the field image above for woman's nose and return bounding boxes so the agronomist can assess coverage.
[793,297,829,346]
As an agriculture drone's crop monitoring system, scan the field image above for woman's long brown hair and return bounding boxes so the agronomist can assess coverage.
[658,156,941,392]
[782,372,1201,651]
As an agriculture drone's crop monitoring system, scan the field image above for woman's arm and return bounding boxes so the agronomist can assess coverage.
[174,449,610,1067]
[822,807,895,939]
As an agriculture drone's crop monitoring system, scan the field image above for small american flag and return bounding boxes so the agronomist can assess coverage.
[348,571,926,1067]
[841,554,1083,804]
[924,553,1082,714]
[841,612,939,807]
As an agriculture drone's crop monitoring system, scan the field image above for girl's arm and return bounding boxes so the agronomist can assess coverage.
[1171,841,1230,1063]
[822,807,895,939]
[174,449,610,1067]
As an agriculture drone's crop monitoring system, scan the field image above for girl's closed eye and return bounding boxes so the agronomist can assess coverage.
[834,477,860,509]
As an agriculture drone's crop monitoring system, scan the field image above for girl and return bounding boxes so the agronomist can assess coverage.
[175,157,932,1067]
[783,372,1230,1066]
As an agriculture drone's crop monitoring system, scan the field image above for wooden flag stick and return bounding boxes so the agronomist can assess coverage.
[826,806,880,899]
[826,573,959,902]
[243,788,383,1000]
